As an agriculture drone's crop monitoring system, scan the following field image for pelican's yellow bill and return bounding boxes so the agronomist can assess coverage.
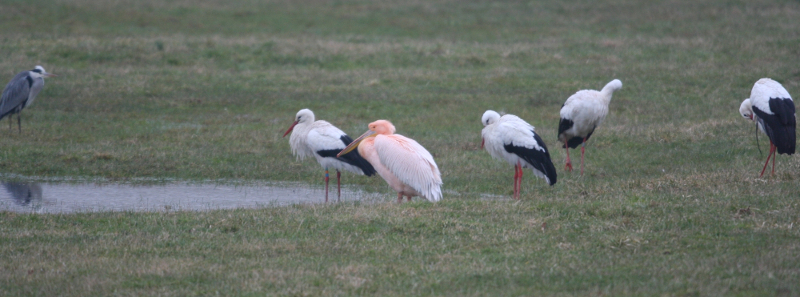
[337,130,376,157]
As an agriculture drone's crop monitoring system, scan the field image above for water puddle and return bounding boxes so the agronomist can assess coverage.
[0,181,384,213]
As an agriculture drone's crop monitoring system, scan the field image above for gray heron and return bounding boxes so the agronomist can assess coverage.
[0,65,57,133]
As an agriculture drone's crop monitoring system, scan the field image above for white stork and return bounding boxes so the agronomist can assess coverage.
[283,109,376,202]
[738,78,796,176]
[557,79,622,175]
[481,110,556,200]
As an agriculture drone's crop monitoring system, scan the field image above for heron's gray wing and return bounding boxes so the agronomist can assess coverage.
[0,72,32,119]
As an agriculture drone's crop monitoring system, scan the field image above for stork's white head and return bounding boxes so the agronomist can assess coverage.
[481,110,501,127]
[283,108,315,137]
[739,99,754,121]
[294,108,315,124]
[600,79,622,98]
[30,65,56,79]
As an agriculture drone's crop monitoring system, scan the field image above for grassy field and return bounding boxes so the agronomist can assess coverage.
[1,0,799,295]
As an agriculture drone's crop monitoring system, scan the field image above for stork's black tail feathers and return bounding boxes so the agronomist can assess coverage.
[557,117,595,149]
[753,97,796,155]
[503,133,557,186]
[315,135,377,176]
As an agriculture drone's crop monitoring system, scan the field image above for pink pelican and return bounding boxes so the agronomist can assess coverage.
[557,79,622,175]
[738,78,795,176]
[481,110,556,200]
[283,109,376,202]
[337,120,442,202]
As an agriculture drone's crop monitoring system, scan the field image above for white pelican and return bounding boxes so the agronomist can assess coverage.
[337,120,442,202]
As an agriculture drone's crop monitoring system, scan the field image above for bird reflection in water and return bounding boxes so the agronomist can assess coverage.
[3,182,43,207]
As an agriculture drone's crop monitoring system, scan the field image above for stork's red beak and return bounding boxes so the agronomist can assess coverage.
[481,138,485,149]
[283,121,298,137]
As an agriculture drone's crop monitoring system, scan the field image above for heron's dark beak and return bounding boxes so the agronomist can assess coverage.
[283,121,298,137]
[337,130,376,157]
[43,73,57,77]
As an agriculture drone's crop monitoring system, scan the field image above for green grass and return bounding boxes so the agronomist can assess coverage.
[1,0,799,295]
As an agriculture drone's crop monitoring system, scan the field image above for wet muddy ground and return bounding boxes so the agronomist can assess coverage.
[0,181,385,213]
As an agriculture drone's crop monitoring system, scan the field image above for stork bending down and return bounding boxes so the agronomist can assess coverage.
[739,78,795,177]
[557,79,622,175]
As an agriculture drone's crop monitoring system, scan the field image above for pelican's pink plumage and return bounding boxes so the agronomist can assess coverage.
[338,120,442,202]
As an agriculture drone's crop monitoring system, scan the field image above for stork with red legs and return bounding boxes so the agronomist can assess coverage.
[481,110,556,200]
[738,78,796,177]
[284,109,376,202]
[557,79,622,175]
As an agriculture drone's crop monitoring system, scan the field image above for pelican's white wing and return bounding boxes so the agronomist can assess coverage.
[374,134,443,201]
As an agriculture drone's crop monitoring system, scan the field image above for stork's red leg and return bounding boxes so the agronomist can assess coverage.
[397,192,403,203]
[513,164,518,200]
[514,160,522,200]
[580,138,587,176]
[516,161,522,200]
[518,161,524,200]
[512,164,518,199]
[512,163,519,199]
[771,143,777,176]
[565,147,573,171]
[517,161,522,200]
[324,169,329,203]
[760,142,775,177]
[337,171,342,202]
